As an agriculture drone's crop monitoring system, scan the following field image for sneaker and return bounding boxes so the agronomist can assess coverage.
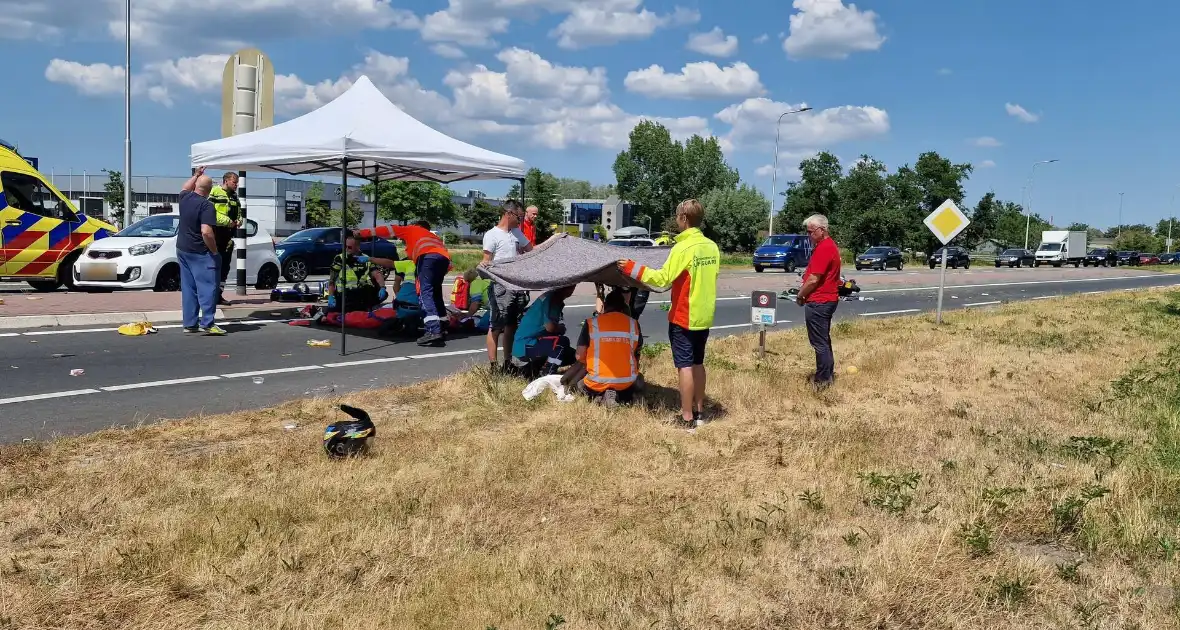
[201,325,227,336]
[416,332,445,347]
[693,410,707,428]
[217,297,232,306]
[183,326,200,334]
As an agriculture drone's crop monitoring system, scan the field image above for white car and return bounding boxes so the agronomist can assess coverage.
[74,213,281,291]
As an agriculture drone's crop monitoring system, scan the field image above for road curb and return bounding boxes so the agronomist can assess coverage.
[0,306,303,330]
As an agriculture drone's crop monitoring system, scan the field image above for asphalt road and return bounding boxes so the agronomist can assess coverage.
[2,270,1179,442]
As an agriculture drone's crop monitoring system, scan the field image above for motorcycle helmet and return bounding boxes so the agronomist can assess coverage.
[838,278,860,297]
[323,404,376,459]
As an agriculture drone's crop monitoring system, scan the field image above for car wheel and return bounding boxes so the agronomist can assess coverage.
[282,256,309,282]
[898,261,904,271]
[964,260,970,269]
[1034,261,1040,267]
[27,279,61,292]
[786,260,796,273]
[929,263,936,269]
[59,252,82,291]
[154,263,181,292]
[1073,261,1080,268]
[855,264,862,271]
[754,265,764,273]
[255,263,280,290]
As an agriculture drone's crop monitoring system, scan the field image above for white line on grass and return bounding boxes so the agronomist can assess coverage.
[964,301,1001,307]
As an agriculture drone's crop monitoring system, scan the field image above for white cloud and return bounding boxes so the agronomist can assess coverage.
[783,0,885,59]
[687,27,738,57]
[44,59,125,96]
[1005,102,1040,123]
[430,43,467,59]
[624,62,764,99]
[421,8,508,47]
[715,97,889,152]
[552,2,699,49]
[968,136,1002,147]
[755,149,818,181]
[979,160,996,168]
[753,33,770,44]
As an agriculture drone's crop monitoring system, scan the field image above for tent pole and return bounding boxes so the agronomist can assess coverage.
[340,158,348,356]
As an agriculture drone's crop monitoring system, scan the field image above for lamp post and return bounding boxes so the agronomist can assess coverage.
[123,0,133,228]
[1023,159,1058,249]
[768,107,812,236]
[1117,192,1124,237]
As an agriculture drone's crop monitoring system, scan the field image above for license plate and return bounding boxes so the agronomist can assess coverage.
[83,263,117,281]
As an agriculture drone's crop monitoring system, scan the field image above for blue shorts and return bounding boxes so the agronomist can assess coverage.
[669,323,709,369]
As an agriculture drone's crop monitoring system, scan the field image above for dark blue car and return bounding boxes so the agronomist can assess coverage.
[275,227,399,282]
[753,234,813,273]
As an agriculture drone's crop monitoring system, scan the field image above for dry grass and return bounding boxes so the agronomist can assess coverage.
[5,291,1180,629]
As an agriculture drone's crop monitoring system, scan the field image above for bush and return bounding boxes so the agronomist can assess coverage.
[441,231,461,246]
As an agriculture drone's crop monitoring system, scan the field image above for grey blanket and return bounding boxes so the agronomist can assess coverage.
[477,233,672,291]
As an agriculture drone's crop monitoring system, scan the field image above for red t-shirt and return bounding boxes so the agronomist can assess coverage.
[803,237,841,303]
[521,219,536,245]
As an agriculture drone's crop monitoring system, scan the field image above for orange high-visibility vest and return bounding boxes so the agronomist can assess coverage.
[451,277,469,310]
[583,311,640,393]
[358,224,450,262]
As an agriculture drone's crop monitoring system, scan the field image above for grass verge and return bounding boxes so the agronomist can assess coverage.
[5,291,1180,628]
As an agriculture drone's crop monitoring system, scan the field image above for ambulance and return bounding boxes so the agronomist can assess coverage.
[0,141,116,291]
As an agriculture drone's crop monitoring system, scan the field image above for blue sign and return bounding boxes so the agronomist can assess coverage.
[23,157,38,170]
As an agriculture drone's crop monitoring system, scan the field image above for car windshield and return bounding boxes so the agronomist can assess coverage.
[761,236,793,246]
[1118,251,1134,256]
[1088,249,1106,255]
[116,214,178,238]
[1001,249,1024,256]
[282,229,325,243]
[864,247,890,254]
[1038,243,1062,251]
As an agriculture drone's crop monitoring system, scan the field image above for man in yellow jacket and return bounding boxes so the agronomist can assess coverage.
[618,199,719,428]
[208,172,240,305]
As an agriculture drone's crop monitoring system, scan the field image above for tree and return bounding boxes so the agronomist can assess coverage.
[681,134,738,201]
[363,181,459,227]
[1115,230,1162,253]
[779,152,842,235]
[700,184,770,252]
[613,121,737,224]
[1104,224,1153,238]
[102,169,135,228]
[912,151,973,252]
[556,178,592,199]
[1155,218,1178,238]
[304,180,362,228]
[961,192,1000,249]
[588,183,616,198]
[508,168,565,241]
[834,156,895,250]
[464,198,501,234]
[991,200,1051,249]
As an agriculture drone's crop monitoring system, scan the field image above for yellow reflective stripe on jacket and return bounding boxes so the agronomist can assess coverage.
[627,227,719,330]
[209,186,236,226]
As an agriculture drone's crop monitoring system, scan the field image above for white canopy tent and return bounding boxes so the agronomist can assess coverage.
[190,75,528,354]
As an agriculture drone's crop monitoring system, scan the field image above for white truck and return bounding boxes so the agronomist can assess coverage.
[1034,230,1087,267]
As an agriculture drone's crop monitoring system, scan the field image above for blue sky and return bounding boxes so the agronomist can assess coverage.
[5,0,1177,228]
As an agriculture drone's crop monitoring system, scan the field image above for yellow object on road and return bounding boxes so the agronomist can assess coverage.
[307,339,332,348]
[117,321,157,336]
[846,365,858,374]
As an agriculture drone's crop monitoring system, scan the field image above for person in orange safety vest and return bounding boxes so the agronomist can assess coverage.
[357,221,450,347]
[561,289,644,406]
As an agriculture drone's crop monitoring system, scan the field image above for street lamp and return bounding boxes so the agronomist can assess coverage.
[123,0,132,228]
[1117,192,1125,237]
[768,107,812,236]
[1023,159,1058,249]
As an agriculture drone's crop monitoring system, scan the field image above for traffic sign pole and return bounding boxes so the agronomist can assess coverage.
[750,290,777,358]
[923,198,970,326]
[936,248,948,324]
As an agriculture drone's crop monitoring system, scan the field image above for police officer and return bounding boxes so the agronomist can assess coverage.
[327,232,391,313]
[208,172,240,306]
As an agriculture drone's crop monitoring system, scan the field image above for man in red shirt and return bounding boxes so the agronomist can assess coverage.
[795,214,841,388]
[521,205,538,245]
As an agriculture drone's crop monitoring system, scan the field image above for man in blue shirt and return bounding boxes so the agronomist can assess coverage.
[177,166,225,335]
[511,285,576,378]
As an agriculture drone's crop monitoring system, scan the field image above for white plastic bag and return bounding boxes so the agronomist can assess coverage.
[523,374,575,402]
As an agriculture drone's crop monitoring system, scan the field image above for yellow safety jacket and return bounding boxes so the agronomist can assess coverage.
[620,227,719,330]
[208,185,240,226]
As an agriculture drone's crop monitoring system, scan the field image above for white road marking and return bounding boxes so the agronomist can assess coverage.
[859,274,1173,294]
[0,389,101,405]
[221,365,325,378]
[1082,291,1104,294]
[964,301,1001,307]
[101,376,221,391]
[323,356,410,368]
[1031,295,1057,300]
[861,309,920,316]
[711,323,751,330]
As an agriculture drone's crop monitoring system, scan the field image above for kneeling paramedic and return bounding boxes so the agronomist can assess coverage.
[562,289,643,405]
[511,285,576,378]
[327,233,391,313]
[358,221,450,347]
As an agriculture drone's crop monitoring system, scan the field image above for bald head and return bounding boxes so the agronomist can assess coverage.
[195,175,213,196]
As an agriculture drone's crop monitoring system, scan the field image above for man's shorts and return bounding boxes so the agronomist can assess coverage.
[489,282,529,332]
[669,323,709,369]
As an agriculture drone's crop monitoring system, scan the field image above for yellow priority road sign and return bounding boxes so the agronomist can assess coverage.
[924,198,970,244]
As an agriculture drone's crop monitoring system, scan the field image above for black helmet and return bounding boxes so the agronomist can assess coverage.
[323,404,376,459]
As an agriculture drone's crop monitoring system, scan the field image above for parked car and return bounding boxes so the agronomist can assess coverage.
[608,238,657,247]
[753,234,813,273]
[1160,252,1178,264]
[995,248,1035,268]
[275,227,399,282]
[1083,248,1118,267]
[1139,252,1161,265]
[928,246,971,269]
[74,213,280,291]
[1116,251,1140,266]
[855,246,903,271]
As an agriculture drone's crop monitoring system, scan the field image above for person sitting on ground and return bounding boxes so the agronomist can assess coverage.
[327,232,393,313]
[510,285,577,378]
[561,288,644,406]
[448,268,491,331]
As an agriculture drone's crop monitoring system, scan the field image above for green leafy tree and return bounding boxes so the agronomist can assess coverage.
[304,180,363,228]
[681,134,739,200]
[363,181,458,227]
[1104,224,1153,238]
[834,156,896,251]
[779,152,843,235]
[1115,230,1162,253]
[700,184,770,252]
[102,169,135,228]
[588,183,616,198]
[991,201,1051,248]
[613,120,685,221]
[464,198,501,234]
[511,168,564,242]
[1155,218,1178,238]
[961,192,1000,249]
[556,178,592,199]
[913,151,973,252]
